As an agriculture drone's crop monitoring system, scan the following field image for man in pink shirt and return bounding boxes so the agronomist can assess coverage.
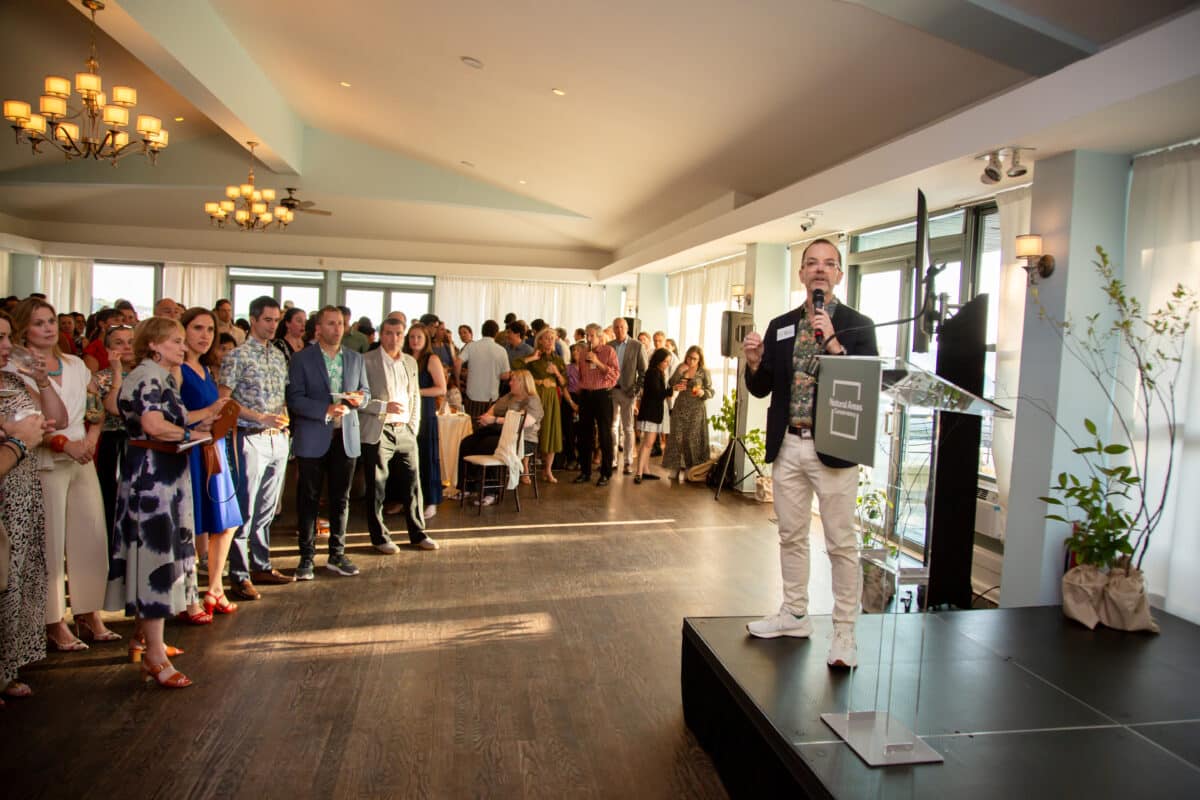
[573,323,620,487]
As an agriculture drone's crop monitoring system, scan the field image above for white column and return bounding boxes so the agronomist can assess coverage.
[1001,151,1130,607]
[738,243,790,487]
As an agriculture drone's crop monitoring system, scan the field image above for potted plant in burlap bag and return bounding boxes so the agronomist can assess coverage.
[1038,247,1196,633]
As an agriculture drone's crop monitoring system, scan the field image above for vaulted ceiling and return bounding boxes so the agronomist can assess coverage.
[0,0,1195,277]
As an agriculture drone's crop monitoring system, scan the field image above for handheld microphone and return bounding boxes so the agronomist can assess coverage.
[811,289,825,345]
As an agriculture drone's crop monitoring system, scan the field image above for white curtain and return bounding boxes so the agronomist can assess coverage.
[40,256,92,315]
[1124,143,1200,623]
[162,262,226,309]
[667,255,743,447]
[992,186,1032,535]
[0,251,9,296]
[433,276,607,333]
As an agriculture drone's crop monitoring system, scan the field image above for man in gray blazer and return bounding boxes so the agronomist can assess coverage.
[610,317,646,474]
[359,317,438,553]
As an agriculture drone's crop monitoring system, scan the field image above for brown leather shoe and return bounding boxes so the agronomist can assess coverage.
[251,569,296,585]
[228,579,261,601]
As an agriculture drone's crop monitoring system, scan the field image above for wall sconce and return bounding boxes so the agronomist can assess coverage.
[624,300,638,317]
[1015,234,1055,283]
[731,283,751,310]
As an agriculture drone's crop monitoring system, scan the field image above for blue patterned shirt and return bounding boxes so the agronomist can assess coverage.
[321,347,344,394]
[219,336,289,427]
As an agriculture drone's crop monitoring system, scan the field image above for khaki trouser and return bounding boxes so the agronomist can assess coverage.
[41,459,109,623]
[771,433,861,625]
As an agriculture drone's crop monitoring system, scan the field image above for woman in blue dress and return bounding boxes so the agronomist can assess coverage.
[402,323,446,519]
[179,308,244,619]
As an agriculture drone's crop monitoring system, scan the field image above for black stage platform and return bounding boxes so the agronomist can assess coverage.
[682,607,1200,799]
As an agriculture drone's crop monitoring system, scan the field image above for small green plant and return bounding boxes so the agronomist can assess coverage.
[856,467,889,545]
[1039,419,1138,568]
[710,389,765,465]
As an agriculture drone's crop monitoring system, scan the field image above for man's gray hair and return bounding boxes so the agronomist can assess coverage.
[585,323,603,335]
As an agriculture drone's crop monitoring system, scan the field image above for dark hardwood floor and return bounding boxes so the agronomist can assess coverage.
[0,466,824,799]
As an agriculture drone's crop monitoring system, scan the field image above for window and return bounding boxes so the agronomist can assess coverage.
[92,262,157,317]
[228,267,325,320]
[339,272,434,326]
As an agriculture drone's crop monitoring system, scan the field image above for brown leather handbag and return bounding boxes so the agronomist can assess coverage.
[201,400,241,478]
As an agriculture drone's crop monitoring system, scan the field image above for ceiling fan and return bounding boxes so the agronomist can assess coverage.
[279,188,333,216]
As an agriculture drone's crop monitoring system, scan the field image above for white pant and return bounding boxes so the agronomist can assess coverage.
[611,388,636,466]
[771,433,861,625]
[41,459,109,622]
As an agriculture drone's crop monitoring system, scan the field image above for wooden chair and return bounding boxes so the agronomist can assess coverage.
[460,410,526,514]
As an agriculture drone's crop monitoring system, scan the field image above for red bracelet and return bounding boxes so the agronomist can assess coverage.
[49,434,68,453]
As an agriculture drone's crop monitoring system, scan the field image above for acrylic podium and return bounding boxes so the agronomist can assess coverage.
[812,354,1012,767]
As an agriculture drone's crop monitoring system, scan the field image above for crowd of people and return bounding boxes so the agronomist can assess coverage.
[0,291,718,696]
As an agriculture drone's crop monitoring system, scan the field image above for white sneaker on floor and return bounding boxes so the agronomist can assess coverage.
[746,608,814,639]
[417,537,439,551]
[424,504,437,519]
[827,626,858,668]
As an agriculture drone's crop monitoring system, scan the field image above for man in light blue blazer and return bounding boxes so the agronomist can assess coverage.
[287,305,371,579]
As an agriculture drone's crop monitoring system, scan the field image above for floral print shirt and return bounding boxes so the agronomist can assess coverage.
[218,336,289,427]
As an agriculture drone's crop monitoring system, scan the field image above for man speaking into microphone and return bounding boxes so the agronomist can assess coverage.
[741,238,878,668]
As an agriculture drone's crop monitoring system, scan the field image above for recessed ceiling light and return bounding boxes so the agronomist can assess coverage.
[460,160,475,168]
[551,88,566,96]
[460,56,484,69]
[518,179,527,185]
[173,116,184,122]
[339,81,352,88]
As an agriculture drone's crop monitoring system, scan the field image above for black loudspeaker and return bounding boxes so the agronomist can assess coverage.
[623,317,640,338]
[720,310,753,358]
[925,293,987,610]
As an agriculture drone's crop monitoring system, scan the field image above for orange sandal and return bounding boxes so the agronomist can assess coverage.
[129,637,184,663]
[141,659,192,689]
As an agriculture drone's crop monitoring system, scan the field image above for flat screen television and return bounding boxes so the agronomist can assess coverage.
[912,189,942,354]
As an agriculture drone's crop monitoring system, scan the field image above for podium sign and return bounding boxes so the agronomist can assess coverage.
[814,356,882,467]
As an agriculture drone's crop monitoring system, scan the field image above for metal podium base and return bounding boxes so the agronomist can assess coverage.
[820,711,944,766]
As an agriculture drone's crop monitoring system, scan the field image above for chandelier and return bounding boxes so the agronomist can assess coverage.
[2,1,168,165]
[204,141,294,231]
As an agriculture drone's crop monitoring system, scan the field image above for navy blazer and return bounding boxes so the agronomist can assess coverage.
[745,301,878,468]
[286,344,370,459]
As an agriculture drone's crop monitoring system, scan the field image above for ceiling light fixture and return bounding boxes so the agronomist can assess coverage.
[3,0,167,165]
[339,81,352,88]
[980,151,1002,184]
[203,141,293,231]
[460,56,484,69]
[1007,148,1029,178]
[551,88,566,96]
[173,116,184,122]
[518,179,527,185]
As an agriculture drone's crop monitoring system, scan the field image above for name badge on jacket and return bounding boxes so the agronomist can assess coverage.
[777,324,795,341]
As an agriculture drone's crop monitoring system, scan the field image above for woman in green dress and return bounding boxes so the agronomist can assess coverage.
[515,328,566,482]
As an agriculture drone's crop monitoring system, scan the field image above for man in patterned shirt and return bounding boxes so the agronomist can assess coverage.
[219,295,295,600]
[741,239,878,668]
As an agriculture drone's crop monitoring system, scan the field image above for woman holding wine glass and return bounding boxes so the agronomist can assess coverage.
[11,298,116,650]
[662,345,714,483]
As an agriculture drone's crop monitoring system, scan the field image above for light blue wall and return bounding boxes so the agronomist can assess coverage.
[636,273,668,337]
[9,253,39,298]
[1001,150,1131,607]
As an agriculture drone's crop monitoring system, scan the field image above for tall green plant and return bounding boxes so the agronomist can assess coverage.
[710,389,765,465]
[1039,246,1197,569]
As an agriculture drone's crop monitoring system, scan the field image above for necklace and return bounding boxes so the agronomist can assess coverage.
[47,356,63,377]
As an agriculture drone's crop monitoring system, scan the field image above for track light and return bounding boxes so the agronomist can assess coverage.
[981,152,1002,184]
[1007,149,1028,178]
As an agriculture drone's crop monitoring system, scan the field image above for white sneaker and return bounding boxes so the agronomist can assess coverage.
[746,608,814,639]
[417,537,439,551]
[424,504,437,519]
[827,626,858,668]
